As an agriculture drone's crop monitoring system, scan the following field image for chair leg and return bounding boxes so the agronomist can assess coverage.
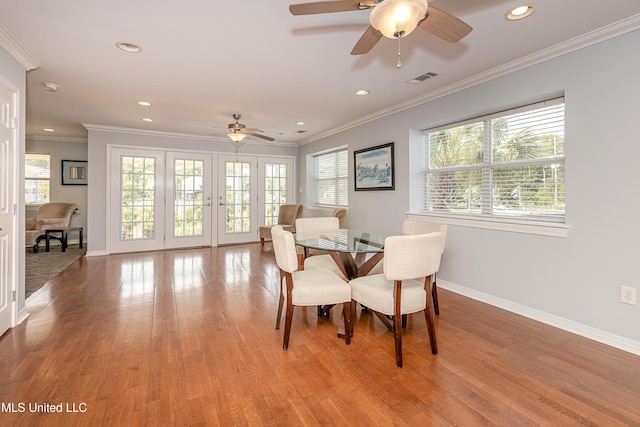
[283,301,294,350]
[424,276,438,355]
[394,280,403,368]
[432,272,440,315]
[343,301,352,345]
[401,314,408,328]
[260,237,265,246]
[275,290,285,330]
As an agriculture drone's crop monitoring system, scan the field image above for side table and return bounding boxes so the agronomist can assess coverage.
[45,227,83,252]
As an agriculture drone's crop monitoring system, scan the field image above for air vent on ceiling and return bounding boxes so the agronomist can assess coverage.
[407,72,438,85]
[295,130,307,134]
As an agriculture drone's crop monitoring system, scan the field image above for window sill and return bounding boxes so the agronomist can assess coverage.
[406,212,570,238]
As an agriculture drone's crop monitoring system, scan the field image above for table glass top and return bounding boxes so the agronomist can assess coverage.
[294,228,398,253]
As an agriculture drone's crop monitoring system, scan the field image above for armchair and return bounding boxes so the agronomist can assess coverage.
[259,204,303,246]
[26,202,80,252]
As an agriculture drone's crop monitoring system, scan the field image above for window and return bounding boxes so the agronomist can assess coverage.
[423,98,565,223]
[311,147,348,206]
[25,153,50,205]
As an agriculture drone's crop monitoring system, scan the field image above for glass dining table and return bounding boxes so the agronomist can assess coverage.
[295,228,399,338]
[294,228,399,280]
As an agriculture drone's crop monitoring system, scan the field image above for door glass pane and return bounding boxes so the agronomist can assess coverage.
[173,159,204,237]
[264,163,288,226]
[225,161,251,233]
[121,156,156,240]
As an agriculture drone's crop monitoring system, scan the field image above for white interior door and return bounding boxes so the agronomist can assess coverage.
[110,148,166,253]
[217,154,257,245]
[0,81,16,334]
[165,152,213,248]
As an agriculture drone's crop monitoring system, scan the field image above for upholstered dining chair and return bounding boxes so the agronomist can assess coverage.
[271,225,352,350]
[294,216,346,280]
[401,219,448,315]
[368,218,448,315]
[259,204,303,246]
[349,232,444,367]
[25,202,80,252]
[332,208,347,228]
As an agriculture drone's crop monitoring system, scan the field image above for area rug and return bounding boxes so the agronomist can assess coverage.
[25,244,86,299]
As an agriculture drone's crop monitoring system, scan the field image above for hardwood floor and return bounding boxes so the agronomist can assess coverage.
[1,244,639,426]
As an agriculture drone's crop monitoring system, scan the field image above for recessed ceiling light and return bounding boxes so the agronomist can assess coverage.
[137,101,152,106]
[355,90,369,96]
[116,42,143,53]
[506,5,535,20]
[141,118,153,122]
[43,82,59,92]
[43,128,55,132]
[296,121,305,126]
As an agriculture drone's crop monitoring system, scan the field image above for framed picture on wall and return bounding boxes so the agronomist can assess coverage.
[354,142,395,191]
[62,160,88,185]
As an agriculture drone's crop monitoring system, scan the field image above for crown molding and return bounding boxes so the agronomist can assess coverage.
[82,124,298,148]
[27,135,88,144]
[299,14,640,146]
[0,25,40,71]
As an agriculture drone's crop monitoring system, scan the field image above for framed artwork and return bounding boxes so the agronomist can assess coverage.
[354,142,395,191]
[62,160,88,185]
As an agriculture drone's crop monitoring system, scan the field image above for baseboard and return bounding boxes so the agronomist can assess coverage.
[86,250,108,257]
[438,279,640,356]
[15,307,30,326]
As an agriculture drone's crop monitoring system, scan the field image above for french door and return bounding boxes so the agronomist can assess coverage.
[165,152,212,249]
[110,148,212,253]
[217,155,258,245]
[216,155,295,245]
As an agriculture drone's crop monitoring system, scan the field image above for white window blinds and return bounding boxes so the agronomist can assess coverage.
[313,148,348,206]
[423,98,565,222]
[25,153,51,205]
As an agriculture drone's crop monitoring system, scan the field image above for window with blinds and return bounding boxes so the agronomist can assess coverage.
[25,153,51,205]
[313,147,348,206]
[423,98,565,222]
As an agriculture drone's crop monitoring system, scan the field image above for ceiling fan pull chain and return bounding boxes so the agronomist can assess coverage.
[396,36,402,68]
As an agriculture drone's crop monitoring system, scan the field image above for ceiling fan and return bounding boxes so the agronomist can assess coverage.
[289,0,472,59]
[226,114,274,142]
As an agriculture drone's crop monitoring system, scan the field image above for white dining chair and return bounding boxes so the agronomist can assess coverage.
[271,225,353,350]
[294,217,347,280]
[368,219,448,315]
[349,232,444,367]
[402,219,448,315]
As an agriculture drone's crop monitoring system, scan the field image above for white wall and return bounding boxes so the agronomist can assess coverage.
[25,138,88,243]
[298,30,640,350]
[86,128,298,254]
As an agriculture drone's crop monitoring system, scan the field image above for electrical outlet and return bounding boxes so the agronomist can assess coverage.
[621,286,637,305]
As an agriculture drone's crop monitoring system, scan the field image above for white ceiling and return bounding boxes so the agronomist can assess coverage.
[1,0,640,145]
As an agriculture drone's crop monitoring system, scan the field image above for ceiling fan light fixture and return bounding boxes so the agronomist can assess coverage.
[228,131,247,143]
[369,0,428,39]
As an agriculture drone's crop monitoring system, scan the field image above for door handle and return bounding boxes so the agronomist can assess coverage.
[218,203,225,206]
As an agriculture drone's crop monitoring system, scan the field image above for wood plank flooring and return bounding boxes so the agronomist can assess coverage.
[1,244,639,426]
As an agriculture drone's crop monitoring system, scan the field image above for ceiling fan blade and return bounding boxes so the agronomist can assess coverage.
[289,1,363,16]
[245,130,275,142]
[351,25,383,55]
[418,6,472,43]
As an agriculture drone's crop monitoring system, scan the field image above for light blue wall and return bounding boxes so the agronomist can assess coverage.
[298,30,640,347]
